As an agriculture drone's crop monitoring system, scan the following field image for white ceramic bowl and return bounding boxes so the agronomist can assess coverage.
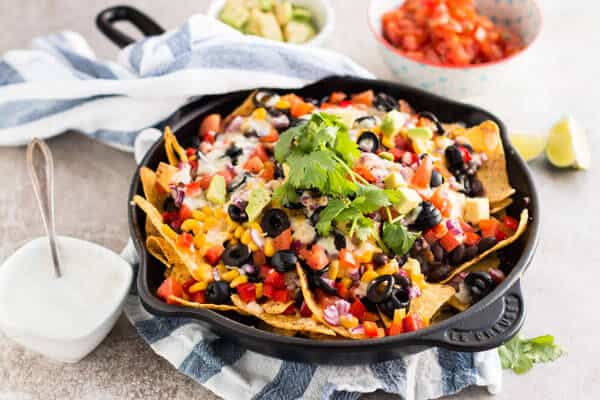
[207,0,335,46]
[369,0,542,99]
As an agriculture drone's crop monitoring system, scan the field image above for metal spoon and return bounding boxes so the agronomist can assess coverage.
[26,139,61,278]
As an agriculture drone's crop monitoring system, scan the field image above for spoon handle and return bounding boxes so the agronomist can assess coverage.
[26,139,61,278]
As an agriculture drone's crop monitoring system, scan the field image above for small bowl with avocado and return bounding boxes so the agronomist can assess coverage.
[208,0,334,46]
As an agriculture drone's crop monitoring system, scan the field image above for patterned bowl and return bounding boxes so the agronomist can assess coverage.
[368,0,542,99]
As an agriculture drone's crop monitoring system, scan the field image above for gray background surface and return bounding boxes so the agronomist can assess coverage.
[0,1,598,399]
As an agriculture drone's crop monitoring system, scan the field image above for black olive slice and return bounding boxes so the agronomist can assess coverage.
[252,90,277,107]
[366,274,395,304]
[271,250,298,273]
[373,92,399,112]
[379,287,411,318]
[411,201,442,231]
[445,145,465,174]
[418,111,445,135]
[260,208,291,237]
[464,271,495,302]
[227,173,248,192]
[221,244,250,267]
[353,115,378,129]
[357,131,380,153]
[228,204,248,223]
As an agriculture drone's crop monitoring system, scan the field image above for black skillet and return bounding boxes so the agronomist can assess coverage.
[97,6,540,364]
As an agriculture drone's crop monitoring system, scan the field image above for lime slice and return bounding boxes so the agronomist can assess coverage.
[509,132,547,161]
[545,116,591,169]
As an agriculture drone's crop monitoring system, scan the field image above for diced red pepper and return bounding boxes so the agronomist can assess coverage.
[464,231,481,246]
[501,215,519,232]
[430,187,451,217]
[259,265,273,279]
[157,277,183,304]
[290,100,315,117]
[176,232,194,249]
[283,304,296,315]
[335,281,349,300]
[402,313,425,332]
[199,113,221,137]
[190,291,206,303]
[479,218,499,238]
[262,283,275,299]
[252,144,270,162]
[351,90,374,107]
[495,229,509,241]
[182,279,196,295]
[395,135,411,150]
[411,156,433,188]
[352,164,378,183]
[272,289,290,303]
[185,147,196,157]
[189,158,198,171]
[388,147,405,160]
[236,283,257,303]
[204,245,224,265]
[329,91,347,104]
[244,156,264,174]
[202,131,216,144]
[349,298,367,321]
[387,321,404,336]
[338,249,357,270]
[260,129,279,143]
[337,100,352,108]
[458,145,472,163]
[186,181,203,197]
[198,173,213,190]
[162,210,179,224]
[363,321,379,337]
[264,269,286,289]
[273,228,292,251]
[439,231,462,253]
[300,301,312,317]
[299,245,329,271]
[179,204,193,220]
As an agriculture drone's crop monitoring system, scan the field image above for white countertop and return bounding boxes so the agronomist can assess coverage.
[0,0,597,399]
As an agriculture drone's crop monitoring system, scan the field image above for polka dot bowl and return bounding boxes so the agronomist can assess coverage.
[368,0,542,99]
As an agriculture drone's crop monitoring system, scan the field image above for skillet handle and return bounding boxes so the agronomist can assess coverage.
[96,6,165,48]
[420,280,526,351]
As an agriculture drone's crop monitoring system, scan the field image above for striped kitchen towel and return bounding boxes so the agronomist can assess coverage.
[2,13,502,399]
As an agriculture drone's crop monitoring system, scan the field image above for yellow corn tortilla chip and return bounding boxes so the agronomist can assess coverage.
[447,297,469,312]
[257,322,298,336]
[441,209,529,284]
[409,283,456,325]
[224,90,257,124]
[155,162,178,194]
[168,295,240,312]
[296,265,367,339]
[261,300,295,315]
[164,126,188,166]
[146,236,170,267]
[231,295,336,336]
[145,235,192,283]
[140,166,166,209]
[490,197,513,214]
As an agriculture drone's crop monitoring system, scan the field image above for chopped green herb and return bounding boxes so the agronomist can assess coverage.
[382,222,420,257]
[499,334,565,374]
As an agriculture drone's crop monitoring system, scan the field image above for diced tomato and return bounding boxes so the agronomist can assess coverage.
[260,129,279,143]
[338,100,352,108]
[388,147,405,161]
[290,100,315,118]
[258,265,273,279]
[253,250,266,266]
[198,173,213,190]
[162,210,179,224]
[402,313,425,332]
[186,181,202,197]
[387,321,404,336]
[329,91,347,104]
[199,113,221,137]
[260,161,275,181]
[252,144,270,162]
[170,219,183,231]
[458,145,472,163]
[202,131,216,144]
[430,186,451,217]
[176,232,193,249]
[411,155,433,188]
[320,102,335,109]
[362,312,380,322]
[439,231,462,252]
[190,291,206,303]
[335,281,349,299]
[495,229,508,241]
[157,277,183,304]
[479,218,499,238]
[363,321,379,337]
[182,279,196,294]
[351,90,374,107]
[273,228,292,251]
[244,156,264,174]
[262,283,275,299]
[299,245,329,271]
[338,249,357,270]
[179,204,193,220]
[349,298,367,321]
[272,289,290,303]
[236,283,257,303]
[204,245,224,265]
[300,301,312,317]
[185,147,196,157]
[352,164,378,183]
[501,215,519,232]
[188,158,198,171]
[395,135,411,150]
[459,220,475,233]
[283,304,296,315]
[424,229,438,244]
[464,231,481,246]
[264,269,286,289]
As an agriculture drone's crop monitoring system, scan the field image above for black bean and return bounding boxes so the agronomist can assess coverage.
[418,111,445,135]
[445,145,464,173]
[449,244,466,265]
[469,176,485,197]
[373,253,389,267]
[426,263,451,282]
[394,274,411,289]
[478,237,498,253]
[412,202,442,231]
[163,197,176,212]
[430,169,444,187]
[366,274,395,304]
[274,162,285,179]
[373,92,399,111]
[206,281,231,304]
[294,289,304,307]
[431,241,445,261]
[463,245,479,261]
[310,207,325,226]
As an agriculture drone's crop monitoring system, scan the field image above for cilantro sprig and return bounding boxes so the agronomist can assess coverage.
[499,334,565,374]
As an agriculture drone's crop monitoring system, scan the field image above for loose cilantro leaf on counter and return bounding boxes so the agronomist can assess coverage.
[382,222,420,257]
[499,334,565,374]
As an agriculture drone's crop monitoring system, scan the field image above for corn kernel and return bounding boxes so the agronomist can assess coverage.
[248,242,259,252]
[393,308,406,324]
[376,263,398,276]
[217,264,228,275]
[340,277,352,289]
[215,208,226,219]
[234,226,244,239]
[241,230,252,245]
[201,206,213,216]
[262,238,275,257]
[192,210,205,221]
[275,99,290,109]
[204,218,218,229]
[360,269,378,283]
[358,251,373,264]
[191,263,213,282]
[193,233,205,248]
[181,219,201,233]
[248,222,262,232]
[252,107,267,120]
[255,282,263,298]
[189,281,209,293]
[230,275,248,288]
[328,260,339,281]
[382,134,395,149]
[339,315,359,329]
[221,269,240,282]
[161,224,177,240]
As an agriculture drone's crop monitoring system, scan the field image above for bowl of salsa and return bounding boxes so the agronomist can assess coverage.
[368,0,542,98]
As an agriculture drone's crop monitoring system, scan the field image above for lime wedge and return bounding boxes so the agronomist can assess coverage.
[545,116,591,169]
[509,132,547,161]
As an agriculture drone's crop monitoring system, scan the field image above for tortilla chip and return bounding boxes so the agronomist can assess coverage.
[447,297,469,312]
[155,162,178,194]
[261,300,295,314]
[491,197,513,214]
[231,295,336,336]
[224,91,257,124]
[146,236,170,267]
[257,321,298,336]
[441,209,529,284]
[164,126,188,166]
[296,265,367,339]
[168,295,240,312]
[409,283,456,325]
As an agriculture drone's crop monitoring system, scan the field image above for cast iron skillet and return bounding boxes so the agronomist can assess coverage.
[99,6,540,364]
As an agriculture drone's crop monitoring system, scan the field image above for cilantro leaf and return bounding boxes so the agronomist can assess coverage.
[354,217,375,242]
[499,334,565,375]
[274,124,304,161]
[273,182,298,205]
[382,222,420,257]
[352,185,391,213]
[316,199,347,235]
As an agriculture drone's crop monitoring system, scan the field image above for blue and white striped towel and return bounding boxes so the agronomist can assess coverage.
[1,14,502,400]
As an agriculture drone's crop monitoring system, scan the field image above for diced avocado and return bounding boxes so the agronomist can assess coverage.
[274,1,293,25]
[245,0,260,8]
[259,0,272,11]
[292,6,313,21]
[392,187,421,215]
[245,9,284,41]
[220,0,250,30]
[463,197,490,224]
[206,175,227,205]
[246,187,272,221]
[380,110,407,136]
[384,172,405,189]
[283,20,316,44]
[407,127,433,141]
